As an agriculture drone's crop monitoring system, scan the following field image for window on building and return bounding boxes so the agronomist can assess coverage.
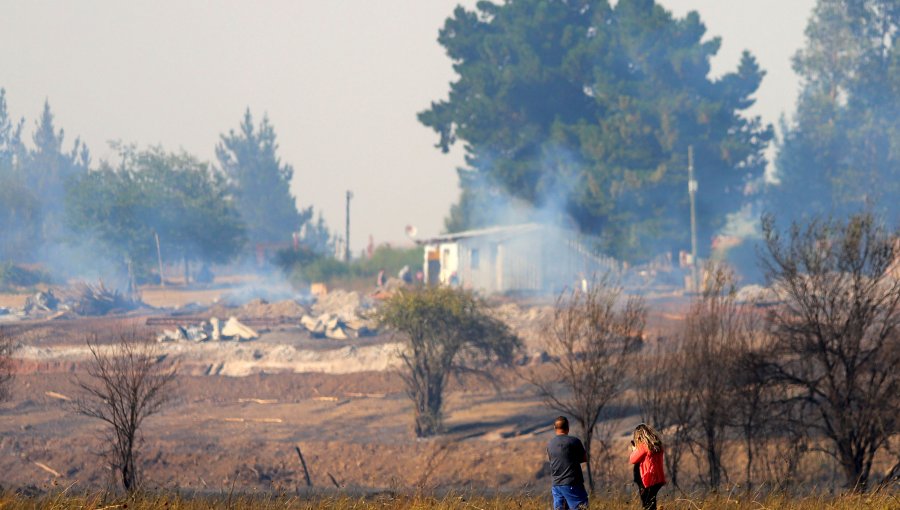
[471,248,480,269]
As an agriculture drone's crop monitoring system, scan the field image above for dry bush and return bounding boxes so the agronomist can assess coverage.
[74,330,176,492]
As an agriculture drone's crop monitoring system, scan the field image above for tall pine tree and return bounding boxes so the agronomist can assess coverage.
[216,109,311,247]
[24,100,90,244]
[770,0,900,222]
[0,89,40,261]
[420,0,773,260]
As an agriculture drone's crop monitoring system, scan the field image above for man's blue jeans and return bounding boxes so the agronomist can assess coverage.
[551,484,589,509]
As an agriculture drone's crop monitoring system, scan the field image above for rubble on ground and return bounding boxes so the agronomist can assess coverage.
[24,290,59,313]
[157,316,258,343]
[300,312,375,340]
[491,302,553,348]
[312,289,373,318]
[61,281,142,316]
[301,289,378,339]
[222,316,259,340]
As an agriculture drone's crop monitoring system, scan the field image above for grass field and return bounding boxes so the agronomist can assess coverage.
[1,490,898,509]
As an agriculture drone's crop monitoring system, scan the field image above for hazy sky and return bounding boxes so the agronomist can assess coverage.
[0,0,814,251]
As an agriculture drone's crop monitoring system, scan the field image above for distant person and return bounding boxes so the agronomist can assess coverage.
[398,264,412,284]
[629,423,666,510]
[376,269,386,288]
[546,416,588,510]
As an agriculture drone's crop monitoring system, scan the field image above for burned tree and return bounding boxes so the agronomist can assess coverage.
[528,278,645,492]
[760,213,900,489]
[75,331,176,491]
[377,287,520,437]
[679,263,756,490]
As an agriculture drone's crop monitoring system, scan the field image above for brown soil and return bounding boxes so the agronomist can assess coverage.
[0,283,703,493]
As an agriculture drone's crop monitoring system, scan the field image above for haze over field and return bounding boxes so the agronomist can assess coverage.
[2,0,900,502]
[0,0,813,248]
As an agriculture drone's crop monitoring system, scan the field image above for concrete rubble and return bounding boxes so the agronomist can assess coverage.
[300,289,378,340]
[299,312,374,340]
[157,316,258,343]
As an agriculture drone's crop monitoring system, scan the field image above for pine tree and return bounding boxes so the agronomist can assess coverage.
[420,0,773,260]
[216,109,311,247]
[770,0,900,221]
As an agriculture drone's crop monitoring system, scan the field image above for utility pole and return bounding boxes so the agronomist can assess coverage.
[688,145,699,292]
[154,232,165,288]
[345,190,353,262]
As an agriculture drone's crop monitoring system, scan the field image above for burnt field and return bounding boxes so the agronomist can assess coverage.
[0,284,580,493]
[0,278,897,500]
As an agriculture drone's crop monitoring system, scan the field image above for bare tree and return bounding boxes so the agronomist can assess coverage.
[679,264,753,490]
[0,327,14,403]
[75,331,176,491]
[528,278,645,492]
[760,213,900,489]
[637,340,692,490]
[729,342,773,491]
[377,287,520,437]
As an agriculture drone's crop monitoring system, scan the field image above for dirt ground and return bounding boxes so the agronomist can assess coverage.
[0,369,571,492]
[0,284,559,493]
[0,281,685,493]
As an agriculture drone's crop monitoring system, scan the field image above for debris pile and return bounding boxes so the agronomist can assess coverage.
[156,316,259,343]
[24,290,59,313]
[300,289,378,340]
[491,302,553,348]
[311,289,373,319]
[300,313,374,340]
[62,281,142,316]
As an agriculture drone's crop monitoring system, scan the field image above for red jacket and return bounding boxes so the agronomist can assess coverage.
[629,442,666,488]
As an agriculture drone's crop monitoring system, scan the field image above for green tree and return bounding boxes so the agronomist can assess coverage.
[0,89,40,262]
[770,0,900,221]
[66,146,245,289]
[24,100,90,243]
[420,0,772,260]
[377,287,520,437]
[216,109,311,247]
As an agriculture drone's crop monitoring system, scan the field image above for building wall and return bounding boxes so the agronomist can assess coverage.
[423,226,617,294]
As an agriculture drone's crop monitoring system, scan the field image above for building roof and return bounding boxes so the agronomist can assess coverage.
[415,223,546,245]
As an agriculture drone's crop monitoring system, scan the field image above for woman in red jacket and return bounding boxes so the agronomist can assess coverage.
[629,423,666,510]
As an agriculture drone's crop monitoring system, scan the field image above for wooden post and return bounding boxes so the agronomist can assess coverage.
[294,445,312,487]
[327,472,340,488]
[154,232,165,288]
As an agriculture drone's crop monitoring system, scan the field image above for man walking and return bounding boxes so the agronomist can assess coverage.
[546,416,589,509]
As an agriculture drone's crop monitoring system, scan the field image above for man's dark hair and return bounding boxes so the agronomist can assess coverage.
[554,416,569,431]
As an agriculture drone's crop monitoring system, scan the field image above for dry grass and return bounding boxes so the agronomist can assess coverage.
[0,490,898,510]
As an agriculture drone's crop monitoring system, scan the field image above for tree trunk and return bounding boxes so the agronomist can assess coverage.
[415,377,443,437]
[745,430,753,492]
[584,429,594,493]
[706,425,721,490]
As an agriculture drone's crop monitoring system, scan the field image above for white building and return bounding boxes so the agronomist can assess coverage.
[417,224,617,295]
